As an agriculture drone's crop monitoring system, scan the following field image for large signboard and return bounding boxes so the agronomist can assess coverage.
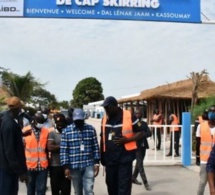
[1,0,201,23]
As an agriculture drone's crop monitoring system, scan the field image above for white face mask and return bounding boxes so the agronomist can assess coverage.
[35,123,44,129]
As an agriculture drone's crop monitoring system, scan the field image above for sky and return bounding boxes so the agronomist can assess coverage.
[0,0,215,102]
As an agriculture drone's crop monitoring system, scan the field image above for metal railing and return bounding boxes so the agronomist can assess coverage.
[144,124,194,164]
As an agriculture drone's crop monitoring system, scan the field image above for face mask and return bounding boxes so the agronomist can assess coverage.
[55,124,66,133]
[208,112,215,121]
[35,123,44,129]
[74,120,84,129]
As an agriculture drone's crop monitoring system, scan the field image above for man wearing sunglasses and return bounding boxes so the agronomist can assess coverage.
[100,96,144,195]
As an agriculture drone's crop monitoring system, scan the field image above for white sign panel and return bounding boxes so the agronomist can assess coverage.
[0,0,24,16]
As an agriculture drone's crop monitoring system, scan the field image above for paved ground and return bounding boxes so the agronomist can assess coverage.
[18,118,209,195]
[18,165,208,195]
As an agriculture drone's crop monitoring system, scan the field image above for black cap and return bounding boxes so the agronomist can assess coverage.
[101,96,118,107]
[53,113,67,124]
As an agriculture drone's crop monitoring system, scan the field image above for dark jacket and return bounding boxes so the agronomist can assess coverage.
[136,120,151,149]
[0,111,27,175]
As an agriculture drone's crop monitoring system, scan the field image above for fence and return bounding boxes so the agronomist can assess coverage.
[144,121,195,165]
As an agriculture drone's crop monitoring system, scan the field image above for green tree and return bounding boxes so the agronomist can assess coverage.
[1,71,43,102]
[31,88,58,108]
[58,100,70,109]
[0,96,7,111]
[72,77,104,108]
[192,95,215,122]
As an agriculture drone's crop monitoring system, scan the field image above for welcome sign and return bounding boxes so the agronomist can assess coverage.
[1,0,201,23]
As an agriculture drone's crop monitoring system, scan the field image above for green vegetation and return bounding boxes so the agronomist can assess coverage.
[0,67,104,110]
[192,96,215,122]
[72,77,104,108]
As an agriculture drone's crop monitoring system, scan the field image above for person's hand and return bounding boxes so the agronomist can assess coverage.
[19,173,28,183]
[94,165,99,177]
[113,136,128,145]
[22,129,32,137]
[64,168,72,180]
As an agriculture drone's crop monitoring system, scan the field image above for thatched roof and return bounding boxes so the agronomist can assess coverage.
[118,94,141,103]
[118,76,215,103]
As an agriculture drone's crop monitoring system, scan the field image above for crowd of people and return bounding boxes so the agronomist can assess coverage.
[0,96,153,195]
[1,95,215,195]
[0,96,102,195]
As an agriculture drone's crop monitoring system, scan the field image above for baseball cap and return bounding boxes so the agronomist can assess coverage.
[7,96,24,109]
[101,96,118,107]
[73,108,85,121]
[54,113,67,124]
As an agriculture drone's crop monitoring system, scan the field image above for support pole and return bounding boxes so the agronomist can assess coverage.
[182,112,191,166]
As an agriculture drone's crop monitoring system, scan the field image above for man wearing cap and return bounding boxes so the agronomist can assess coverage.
[0,96,28,195]
[23,112,49,195]
[60,108,100,195]
[100,96,144,195]
[47,113,71,195]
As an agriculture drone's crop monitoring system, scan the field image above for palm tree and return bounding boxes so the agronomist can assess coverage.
[1,71,44,103]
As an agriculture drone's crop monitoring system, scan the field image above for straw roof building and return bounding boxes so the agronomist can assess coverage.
[118,75,215,124]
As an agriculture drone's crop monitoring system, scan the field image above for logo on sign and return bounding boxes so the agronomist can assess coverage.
[0,6,19,12]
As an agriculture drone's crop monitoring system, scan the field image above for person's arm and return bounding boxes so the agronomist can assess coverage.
[91,126,100,177]
[168,115,174,125]
[142,122,152,138]
[47,132,60,152]
[195,124,201,165]
[47,140,60,152]
[60,128,71,180]
[154,114,162,122]
[207,145,215,195]
[113,116,144,144]
[2,121,27,176]
[151,114,163,125]
[22,125,32,137]
[60,128,69,168]
[100,118,105,166]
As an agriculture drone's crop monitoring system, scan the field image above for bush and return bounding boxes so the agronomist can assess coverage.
[192,96,215,122]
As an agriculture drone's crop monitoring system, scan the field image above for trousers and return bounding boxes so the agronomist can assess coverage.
[197,164,207,195]
[0,168,19,195]
[152,127,161,149]
[168,131,180,155]
[105,161,133,195]
[50,166,71,195]
[132,147,148,185]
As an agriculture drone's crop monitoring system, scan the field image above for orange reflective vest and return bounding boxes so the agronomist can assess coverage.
[102,110,137,152]
[153,114,162,127]
[23,125,49,169]
[200,121,215,162]
[170,114,179,132]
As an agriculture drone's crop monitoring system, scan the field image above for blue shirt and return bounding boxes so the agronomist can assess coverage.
[206,144,215,173]
[60,123,100,169]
